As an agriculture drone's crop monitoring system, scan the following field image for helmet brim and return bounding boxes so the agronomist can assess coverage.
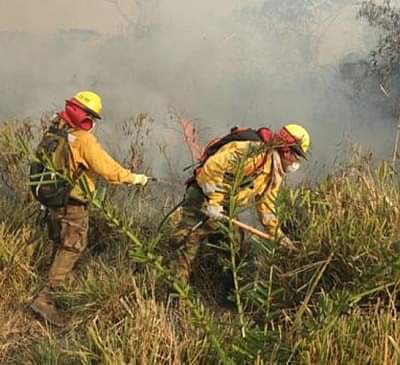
[86,109,102,120]
[70,98,102,119]
[291,144,307,160]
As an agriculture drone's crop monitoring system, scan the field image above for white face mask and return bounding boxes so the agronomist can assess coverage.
[286,162,300,173]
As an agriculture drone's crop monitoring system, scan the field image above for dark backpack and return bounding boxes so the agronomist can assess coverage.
[29,126,76,208]
[186,126,273,185]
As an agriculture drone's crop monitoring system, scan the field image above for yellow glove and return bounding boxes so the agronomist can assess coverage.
[131,174,149,186]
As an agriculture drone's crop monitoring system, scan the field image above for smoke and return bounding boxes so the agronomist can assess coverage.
[0,0,396,177]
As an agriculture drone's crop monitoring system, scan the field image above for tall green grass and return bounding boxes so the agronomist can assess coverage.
[1,121,400,364]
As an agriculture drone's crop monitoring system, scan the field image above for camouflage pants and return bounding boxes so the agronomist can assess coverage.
[46,204,89,288]
[170,184,227,283]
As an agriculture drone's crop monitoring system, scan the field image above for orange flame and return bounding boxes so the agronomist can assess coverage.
[179,118,204,162]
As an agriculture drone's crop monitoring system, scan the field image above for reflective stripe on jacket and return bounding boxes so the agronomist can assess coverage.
[196,140,285,238]
[67,130,135,201]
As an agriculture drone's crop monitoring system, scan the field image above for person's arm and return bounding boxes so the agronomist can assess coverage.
[196,142,246,207]
[255,181,284,239]
[81,134,136,184]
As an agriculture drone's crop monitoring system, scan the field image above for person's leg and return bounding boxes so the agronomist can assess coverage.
[170,208,209,283]
[31,204,88,326]
[47,205,89,288]
[169,184,210,283]
[207,226,245,307]
[47,207,62,264]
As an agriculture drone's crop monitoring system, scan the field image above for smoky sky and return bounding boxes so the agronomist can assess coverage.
[0,0,396,177]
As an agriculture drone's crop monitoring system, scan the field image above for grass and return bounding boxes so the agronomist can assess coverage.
[1,120,400,364]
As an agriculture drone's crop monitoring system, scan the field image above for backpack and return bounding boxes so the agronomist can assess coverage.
[185,126,274,186]
[29,125,79,208]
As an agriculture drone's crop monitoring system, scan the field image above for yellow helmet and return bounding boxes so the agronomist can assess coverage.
[73,91,102,119]
[284,123,311,155]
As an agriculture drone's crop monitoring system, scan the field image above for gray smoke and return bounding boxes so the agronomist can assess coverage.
[0,0,396,177]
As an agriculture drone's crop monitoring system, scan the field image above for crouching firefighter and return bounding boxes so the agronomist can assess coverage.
[169,123,310,283]
[29,91,150,326]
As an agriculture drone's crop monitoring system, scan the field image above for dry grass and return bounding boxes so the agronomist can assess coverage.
[2,121,400,364]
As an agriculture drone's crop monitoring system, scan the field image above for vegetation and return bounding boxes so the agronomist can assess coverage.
[359,0,400,83]
[348,0,400,115]
[1,118,400,364]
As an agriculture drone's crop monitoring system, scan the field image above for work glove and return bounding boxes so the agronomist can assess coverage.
[279,235,299,252]
[204,203,225,220]
[259,231,299,252]
[131,173,149,186]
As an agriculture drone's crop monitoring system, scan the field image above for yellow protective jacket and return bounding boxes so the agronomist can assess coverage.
[196,140,285,238]
[67,129,135,202]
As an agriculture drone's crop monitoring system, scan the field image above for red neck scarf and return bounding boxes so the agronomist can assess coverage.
[58,99,94,131]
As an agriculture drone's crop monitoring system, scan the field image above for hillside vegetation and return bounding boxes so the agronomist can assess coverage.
[1,120,400,364]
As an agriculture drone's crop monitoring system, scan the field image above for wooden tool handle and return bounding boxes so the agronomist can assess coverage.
[226,216,272,240]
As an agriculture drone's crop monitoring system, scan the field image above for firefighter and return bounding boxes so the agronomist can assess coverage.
[30,91,150,326]
[170,124,310,283]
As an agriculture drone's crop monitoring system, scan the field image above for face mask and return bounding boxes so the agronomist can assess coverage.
[286,161,300,173]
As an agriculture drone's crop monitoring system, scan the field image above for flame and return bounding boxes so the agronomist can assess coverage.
[179,118,204,162]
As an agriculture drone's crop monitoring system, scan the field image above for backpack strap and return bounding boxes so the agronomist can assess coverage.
[49,126,87,207]
[202,128,261,159]
[64,131,87,207]
[185,127,271,186]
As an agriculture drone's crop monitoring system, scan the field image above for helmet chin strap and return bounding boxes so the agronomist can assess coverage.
[88,121,97,133]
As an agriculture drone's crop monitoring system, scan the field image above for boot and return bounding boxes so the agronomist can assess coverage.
[30,287,66,327]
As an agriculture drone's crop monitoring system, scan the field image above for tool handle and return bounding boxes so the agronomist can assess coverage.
[223,215,272,240]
